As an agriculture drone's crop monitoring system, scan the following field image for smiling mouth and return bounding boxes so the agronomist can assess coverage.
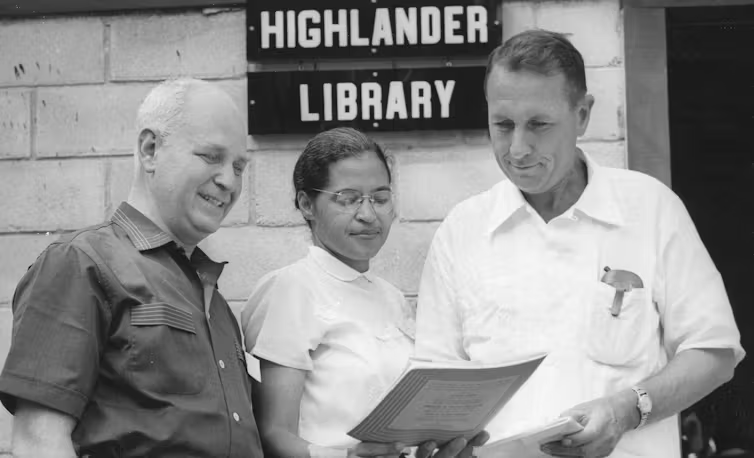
[352,231,380,237]
[511,163,538,170]
[199,193,227,208]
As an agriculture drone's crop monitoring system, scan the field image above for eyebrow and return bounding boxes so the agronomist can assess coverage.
[334,185,392,193]
[196,142,229,153]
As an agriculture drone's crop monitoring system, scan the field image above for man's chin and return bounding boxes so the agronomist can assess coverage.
[192,217,223,238]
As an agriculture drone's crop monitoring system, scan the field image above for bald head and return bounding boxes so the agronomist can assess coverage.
[136,78,242,150]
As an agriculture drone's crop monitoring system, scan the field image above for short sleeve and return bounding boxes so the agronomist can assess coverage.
[657,193,745,364]
[0,241,109,419]
[241,269,325,371]
[415,220,469,362]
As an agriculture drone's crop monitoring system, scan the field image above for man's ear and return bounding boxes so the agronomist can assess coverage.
[297,190,315,220]
[576,94,595,137]
[137,129,159,173]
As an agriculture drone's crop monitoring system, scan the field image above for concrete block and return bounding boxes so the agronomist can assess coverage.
[198,226,312,301]
[584,67,625,141]
[0,18,104,86]
[534,0,622,67]
[371,222,441,295]
[501,2,538,41]
[215,79,248,129]
[0,160,106,232]
[0,235,56,307]
[395,145,503,222]
[249,135,311,153]
[251,151,305,227]
[106,156,250,226]
[579,140,626,169]
[36,84,154,157]
[107,157,135,217]
[0,90,31,159]
[110,11,246,81]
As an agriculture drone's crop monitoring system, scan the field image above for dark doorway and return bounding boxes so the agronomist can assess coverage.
[667,5,754,453]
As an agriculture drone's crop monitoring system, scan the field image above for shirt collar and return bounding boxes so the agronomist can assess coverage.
[111,202,227,287]
[308,246,375,283]
[111,202,174,251]
[571,151,624,227]
[486,150,624,233]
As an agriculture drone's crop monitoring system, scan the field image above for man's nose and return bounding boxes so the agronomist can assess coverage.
[213,162,238,191]
[509,128,532,160]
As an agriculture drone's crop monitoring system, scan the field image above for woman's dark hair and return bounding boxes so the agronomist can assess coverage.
[293,127,391,211]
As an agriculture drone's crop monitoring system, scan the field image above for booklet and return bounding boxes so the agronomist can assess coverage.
[474,416,584,458]
[347,353,547,446]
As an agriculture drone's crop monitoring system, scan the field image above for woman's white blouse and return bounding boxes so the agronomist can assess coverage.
[242,246,415,448]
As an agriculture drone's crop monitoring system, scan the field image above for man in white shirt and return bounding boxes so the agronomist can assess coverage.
[414,29,745,458]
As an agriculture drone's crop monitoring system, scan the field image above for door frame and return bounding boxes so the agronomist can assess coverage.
[623,0,754,186]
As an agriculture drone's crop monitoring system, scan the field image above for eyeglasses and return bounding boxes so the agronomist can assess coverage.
[312,188,394,214]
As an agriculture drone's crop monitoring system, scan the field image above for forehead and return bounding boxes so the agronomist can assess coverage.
[486,68,572,116]
[326,152,389,189]
[179,89,248,156]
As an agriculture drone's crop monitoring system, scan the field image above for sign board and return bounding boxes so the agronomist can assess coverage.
[248,66,488,134]
[247,0,501,60]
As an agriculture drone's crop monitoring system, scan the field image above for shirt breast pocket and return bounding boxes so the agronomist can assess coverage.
[585,283,655,367]
[128,302,207,395]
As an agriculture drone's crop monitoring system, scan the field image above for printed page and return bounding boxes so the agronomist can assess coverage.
[475,417,583,458]
[389,377,517,430]
[347,353,547,445]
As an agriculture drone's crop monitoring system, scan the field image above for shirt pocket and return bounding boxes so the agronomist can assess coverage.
[128,302,207,395]
[585,282,654,367]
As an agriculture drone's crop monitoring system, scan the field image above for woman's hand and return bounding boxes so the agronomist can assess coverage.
[416,431,491,458]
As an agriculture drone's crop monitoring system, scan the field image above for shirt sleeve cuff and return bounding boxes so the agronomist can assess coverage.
[675,341,746,366]
[252,347,313,372]
[0,372,88,419]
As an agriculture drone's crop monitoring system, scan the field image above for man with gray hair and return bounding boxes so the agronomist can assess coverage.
[0,78,262,457]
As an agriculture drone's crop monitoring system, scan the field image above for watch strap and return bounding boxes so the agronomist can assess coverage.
[631,386,651,429]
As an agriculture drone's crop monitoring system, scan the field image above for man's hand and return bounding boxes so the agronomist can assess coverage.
[348,442,406,457]
[540,393,638,458]
[415,431,491,458]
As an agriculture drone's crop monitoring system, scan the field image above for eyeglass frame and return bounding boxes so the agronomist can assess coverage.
[310,188,395,214]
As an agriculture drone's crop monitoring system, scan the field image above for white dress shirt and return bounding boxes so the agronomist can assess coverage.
[242,246,415,448]
[415,152,745,458]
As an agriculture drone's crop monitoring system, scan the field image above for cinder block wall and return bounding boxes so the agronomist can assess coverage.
[0,0,625,450]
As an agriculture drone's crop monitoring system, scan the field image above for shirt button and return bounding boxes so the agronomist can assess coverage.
[219,360,225,369]
[233,412,240,422]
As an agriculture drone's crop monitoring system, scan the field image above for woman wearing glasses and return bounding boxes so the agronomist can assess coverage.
[241,127,487,458]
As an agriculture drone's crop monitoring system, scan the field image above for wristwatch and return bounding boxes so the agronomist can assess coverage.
[631,386,652,429]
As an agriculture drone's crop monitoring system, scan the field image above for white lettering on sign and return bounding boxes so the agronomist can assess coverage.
[299,85,319,121]
[299,80,457,122]
[386,82,408,120]
[411,81,432,119]
[324,10,348,47]
[298,10,320,48]
[421,7,441,45]
[434,80,456,118]
[259,6,489,49]
[467,6,487,43]
[337,83,358,121]
[350,9,369,46]
[395,8,418,46]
